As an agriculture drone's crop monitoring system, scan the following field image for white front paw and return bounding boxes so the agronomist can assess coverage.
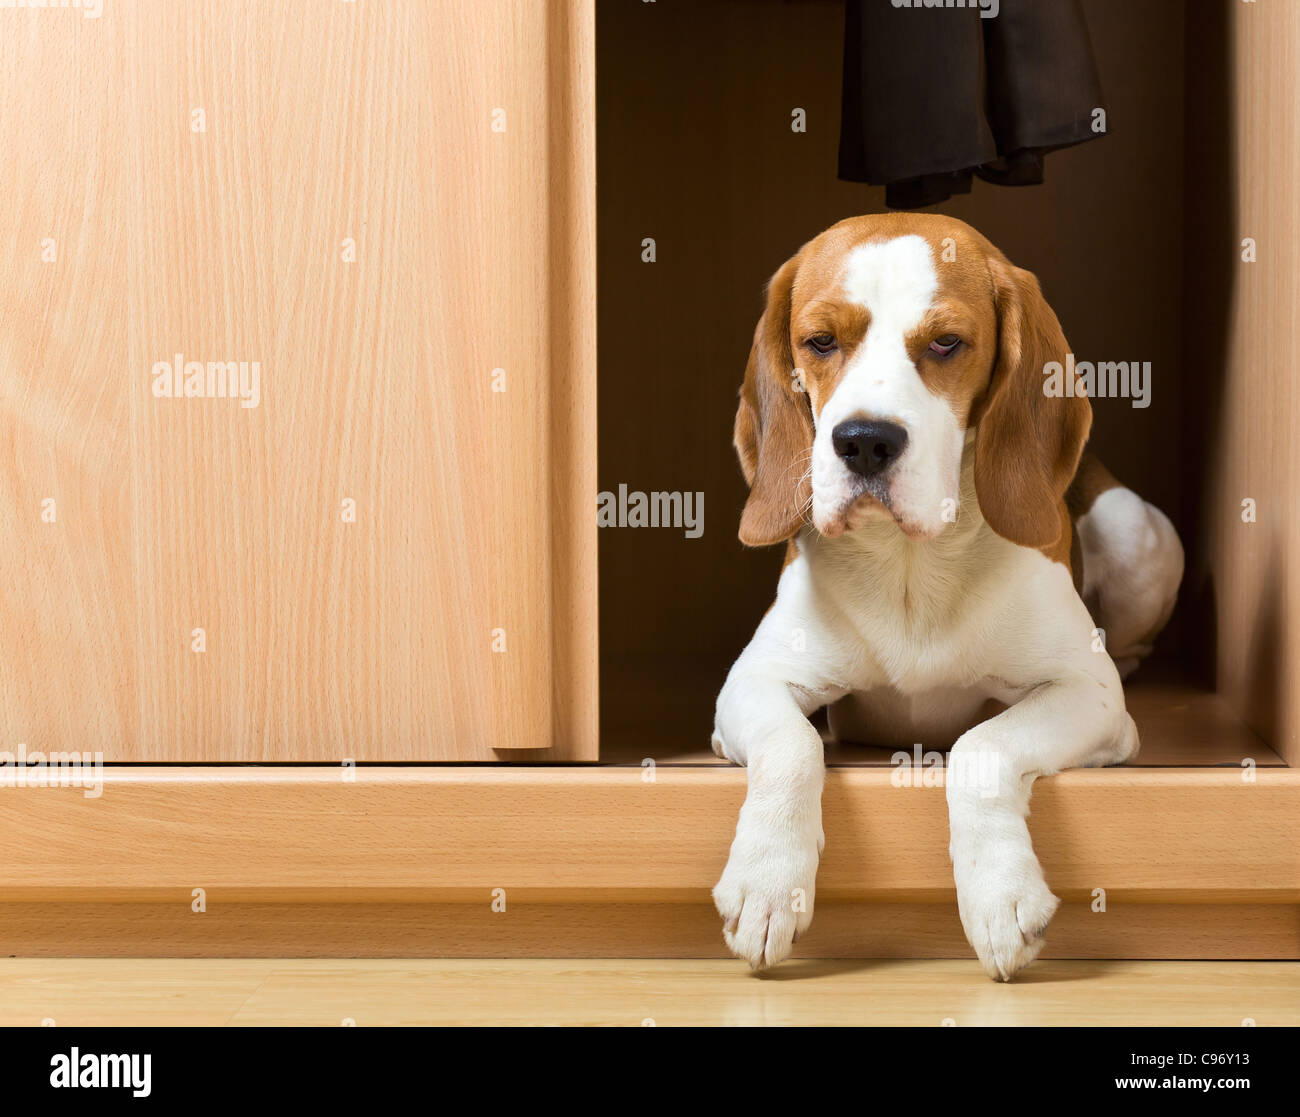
[713,811,822,969]
[951,836,1059,982]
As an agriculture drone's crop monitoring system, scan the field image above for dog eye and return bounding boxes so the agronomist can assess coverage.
[806,333,838,355]
[929,334,961,356]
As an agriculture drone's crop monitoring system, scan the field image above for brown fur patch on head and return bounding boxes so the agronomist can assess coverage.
[773,215,1009,445]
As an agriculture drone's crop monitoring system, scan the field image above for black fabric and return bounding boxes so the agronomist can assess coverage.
[838,0,1105,209]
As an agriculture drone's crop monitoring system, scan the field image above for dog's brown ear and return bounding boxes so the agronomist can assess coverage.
[973,257,1091,550]
[735,254,814,546]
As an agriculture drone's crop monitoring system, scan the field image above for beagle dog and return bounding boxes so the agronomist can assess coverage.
[712,213,1184,980]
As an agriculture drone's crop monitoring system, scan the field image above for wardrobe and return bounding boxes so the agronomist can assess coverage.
[0,0,1295,962]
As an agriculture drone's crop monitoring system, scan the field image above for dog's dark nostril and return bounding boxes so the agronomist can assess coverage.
[831,420,908,478]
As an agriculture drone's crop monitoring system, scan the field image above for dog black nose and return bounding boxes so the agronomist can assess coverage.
[831,419,908,477]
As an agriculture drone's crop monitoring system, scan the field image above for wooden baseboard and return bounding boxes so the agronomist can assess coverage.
[2,901,1297,959]
[1,766,1297,898]
[2,765,1297,957]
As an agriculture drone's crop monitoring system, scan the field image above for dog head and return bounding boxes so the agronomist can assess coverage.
[734,213,1090,551]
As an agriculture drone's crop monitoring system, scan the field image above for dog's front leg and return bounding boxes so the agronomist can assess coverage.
[946,670,1139,981]
[710,564,848,968]
[712,668,831,968]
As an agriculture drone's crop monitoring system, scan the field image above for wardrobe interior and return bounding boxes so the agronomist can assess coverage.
[596,0,1298,769]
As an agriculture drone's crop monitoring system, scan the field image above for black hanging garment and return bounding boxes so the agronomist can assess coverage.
[838,0,1106,209]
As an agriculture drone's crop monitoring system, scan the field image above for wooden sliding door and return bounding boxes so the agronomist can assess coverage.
[0,0,596,761]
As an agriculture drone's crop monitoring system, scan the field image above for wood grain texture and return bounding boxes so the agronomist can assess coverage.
[1205,1,1300,766]
[1,958,1295,1027]
[0,1,597,760]
[2,901,1295,962]
[0,766,1295,901]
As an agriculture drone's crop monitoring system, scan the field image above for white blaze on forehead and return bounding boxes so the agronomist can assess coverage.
[840,235,937,331]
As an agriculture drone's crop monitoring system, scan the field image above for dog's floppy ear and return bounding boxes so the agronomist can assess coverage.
[735,253,814,547]
[973,257,1091,550]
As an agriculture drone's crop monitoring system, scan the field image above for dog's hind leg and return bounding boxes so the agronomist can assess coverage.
[1068,453,1184,679]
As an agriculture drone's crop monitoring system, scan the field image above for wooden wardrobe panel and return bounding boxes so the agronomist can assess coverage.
[0,1,597,761]
[1204,1,1300,766]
